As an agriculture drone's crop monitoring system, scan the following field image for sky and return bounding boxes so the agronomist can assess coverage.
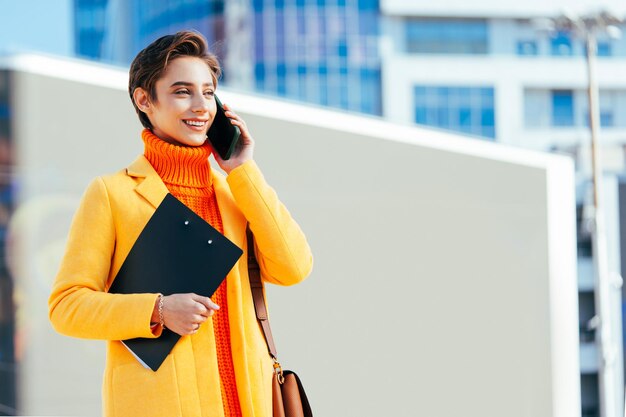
[0,0,73,56]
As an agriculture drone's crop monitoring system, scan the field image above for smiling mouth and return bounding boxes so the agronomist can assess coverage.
[184,120,207,127]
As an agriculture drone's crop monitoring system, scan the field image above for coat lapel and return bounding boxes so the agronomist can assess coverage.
[126,155,169,208]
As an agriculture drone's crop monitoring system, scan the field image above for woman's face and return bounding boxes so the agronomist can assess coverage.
[142,56,217,147]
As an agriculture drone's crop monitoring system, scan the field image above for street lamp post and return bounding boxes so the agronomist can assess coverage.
[546,11,623,417]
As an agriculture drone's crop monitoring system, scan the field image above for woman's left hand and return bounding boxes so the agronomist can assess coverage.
[212,103,255,174]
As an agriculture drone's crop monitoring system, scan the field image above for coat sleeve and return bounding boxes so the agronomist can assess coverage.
[226,160,313,286]
[48,177,161,340]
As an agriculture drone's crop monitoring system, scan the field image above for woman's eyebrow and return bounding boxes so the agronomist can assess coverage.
[169,81,214,88]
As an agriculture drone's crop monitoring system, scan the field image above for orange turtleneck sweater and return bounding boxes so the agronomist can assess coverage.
[142,128,242,417]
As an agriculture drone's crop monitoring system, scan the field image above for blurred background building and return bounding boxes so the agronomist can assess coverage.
[73,0,382,115]
[1,0,626,416]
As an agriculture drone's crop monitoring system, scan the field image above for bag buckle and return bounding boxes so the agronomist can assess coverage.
[273,357,285,384]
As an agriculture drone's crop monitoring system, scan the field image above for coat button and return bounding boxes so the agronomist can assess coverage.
[184,220,189,225]
[208,240,213,245]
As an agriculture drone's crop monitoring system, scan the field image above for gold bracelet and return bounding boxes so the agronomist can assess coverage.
[158,295,165,328]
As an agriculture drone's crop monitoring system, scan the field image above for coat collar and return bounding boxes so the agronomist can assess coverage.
[126,155,169,209]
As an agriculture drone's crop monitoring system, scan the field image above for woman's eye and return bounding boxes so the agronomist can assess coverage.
[204,90,215,97]
[175,89,190,95]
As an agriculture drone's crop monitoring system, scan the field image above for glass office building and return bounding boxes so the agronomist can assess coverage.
[132,0,226,63]
[252,0,381,115]
[75,0,109,60]
[73,0,382,115]
[74,0,226,66]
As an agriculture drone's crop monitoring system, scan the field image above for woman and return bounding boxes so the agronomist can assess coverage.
[48,30,313,417]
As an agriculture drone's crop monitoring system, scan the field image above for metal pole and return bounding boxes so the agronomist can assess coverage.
[586,29,618,417]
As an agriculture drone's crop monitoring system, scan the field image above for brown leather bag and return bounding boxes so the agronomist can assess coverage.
[247,227,313,417]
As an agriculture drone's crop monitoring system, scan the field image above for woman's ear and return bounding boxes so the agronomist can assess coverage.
[133,88,152,114]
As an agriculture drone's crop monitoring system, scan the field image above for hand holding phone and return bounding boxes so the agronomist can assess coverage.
[207,95,241,160]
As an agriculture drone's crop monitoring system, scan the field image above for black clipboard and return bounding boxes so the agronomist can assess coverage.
[108,193,243,371]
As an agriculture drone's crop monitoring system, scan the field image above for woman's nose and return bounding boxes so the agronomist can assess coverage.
[192,95,209,112]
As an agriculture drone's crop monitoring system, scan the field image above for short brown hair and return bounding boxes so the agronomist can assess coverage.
[128,30,222,129]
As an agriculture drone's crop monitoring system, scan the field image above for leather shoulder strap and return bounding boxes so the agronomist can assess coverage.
[247,225,278,359]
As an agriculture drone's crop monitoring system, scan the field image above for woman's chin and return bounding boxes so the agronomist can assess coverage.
[174,133,208,147]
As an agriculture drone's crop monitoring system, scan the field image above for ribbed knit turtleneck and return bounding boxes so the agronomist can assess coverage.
[142,128,242,417]
[142,129,212,188]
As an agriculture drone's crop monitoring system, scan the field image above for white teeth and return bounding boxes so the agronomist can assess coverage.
[185,120,205,126]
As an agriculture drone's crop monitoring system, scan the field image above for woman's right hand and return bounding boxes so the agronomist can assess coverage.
[153,293,220,336]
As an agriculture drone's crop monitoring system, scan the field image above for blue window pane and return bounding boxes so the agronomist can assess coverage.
[337,40,348,57]
[459,108,472,127]
[339,84,349,109]
[551,32,572,56]
[426,108,438,125]
[481,108,495,127]
[601,111,614,127]
[276,12,285,60]
[480,88,494,107]
[358,0,378,11]
[552,90,574,126]
[319,83,328,106]
[459,124,474,135]
[414,85,495,139]
[276,63,287,77]
[437,108,450,128]
[585,110,615,127]
[254,14,264,59]
[436,86,449,98]
[415,107,427,124]
[297,10,305,35]
[277,78,287,96]
[360,13,378,36]
[298,80,307,101]
[517,41,538,56]
[255,63,265,81]
[255,77,265,91]
[598,41,611,57]
[482,126,496,139]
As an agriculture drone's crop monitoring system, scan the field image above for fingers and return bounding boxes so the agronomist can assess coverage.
[163,294,222,336]
[190,312,206,323]
[189,322,201,334]
[193,302,209,318]
[223,105,248,130]
[191,294,220,312]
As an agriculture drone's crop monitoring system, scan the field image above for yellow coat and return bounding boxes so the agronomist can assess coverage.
[48,156,313,417]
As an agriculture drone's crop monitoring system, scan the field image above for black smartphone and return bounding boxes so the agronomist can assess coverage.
[207,95,241,160]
